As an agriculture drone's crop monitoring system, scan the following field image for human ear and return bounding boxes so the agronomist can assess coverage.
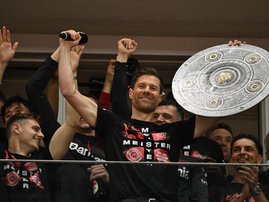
[257,154,262,163]
[158,92,165,104]
[129,88,134,100]
[12,123,20,135]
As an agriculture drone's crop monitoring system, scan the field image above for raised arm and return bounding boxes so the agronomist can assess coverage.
[58,30,98,127]
[50,42,89,159]
[49,100,80,160]
[25,48,60,145]
[111,38,137,119]
[193,116,219,139]
[0,26,19,84]
[98,59,115,110]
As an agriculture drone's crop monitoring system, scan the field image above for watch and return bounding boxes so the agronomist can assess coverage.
[250,183,263,197]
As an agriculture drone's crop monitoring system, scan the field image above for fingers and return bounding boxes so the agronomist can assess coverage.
[0,26,10,44]
[88,164,106,172]
[0,27,2,43]
[228,39,246,46]
[2,26,7,42]
[12,42,19,51]
[5,28,11,43]
[107,59,116,70]
[228,39,240,46]
[123,39,133,49]
[59,30,81,47]
[237,166,259,188]
[70,44,85,55]
[233,39,242,46]
[118,38,138,50]
[126,39,137,49]
[88,164,108,181]
[109,59,116,65]
[130,39,138,48]
[77,45,85,56]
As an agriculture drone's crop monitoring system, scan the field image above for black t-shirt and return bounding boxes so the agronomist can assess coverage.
[210,182,258,202]
[259,169,269,200]
[177,156,208,202]
[53,134,109,202]
[0,145,53,202]
[95,106,195,202]
[0,127,7,145]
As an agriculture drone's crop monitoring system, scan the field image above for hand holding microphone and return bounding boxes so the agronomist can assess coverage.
[59,31,88,45]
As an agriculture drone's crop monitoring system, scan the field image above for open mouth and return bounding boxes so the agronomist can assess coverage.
[237,158,248,163]
[33,139,41,147]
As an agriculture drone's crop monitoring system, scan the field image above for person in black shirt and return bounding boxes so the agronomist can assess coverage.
[26,43,110,202]
[211,134,268,202]
[0,113,54,202]
[153,99,209,202]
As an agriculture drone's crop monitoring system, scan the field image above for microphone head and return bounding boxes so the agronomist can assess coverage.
[59,32,69,40]
[78,32,88,44]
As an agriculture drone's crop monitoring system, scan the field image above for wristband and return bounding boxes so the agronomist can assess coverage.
[250,183,262,197]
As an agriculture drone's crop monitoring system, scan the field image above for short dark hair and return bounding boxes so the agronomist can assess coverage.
[158,98,184,119]
[130,68,164,94]
[1,95,31,117]
[231,133,263,155]
[206,122,233,137]
[5,113,41,139]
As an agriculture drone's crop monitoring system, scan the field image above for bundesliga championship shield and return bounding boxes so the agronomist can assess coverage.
[172,43,269,117]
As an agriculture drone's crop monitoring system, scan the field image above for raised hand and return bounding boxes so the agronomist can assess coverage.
[0,26,19,63]
[117,38,138,62]
[118,38,137,55]
[70,45,85,72]
[228,39,245,46]
[237,166,259,191]
[59,30,81,49]
[0,26,19,83]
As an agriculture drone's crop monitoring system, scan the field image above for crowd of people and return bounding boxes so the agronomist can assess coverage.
[0,25,269,202]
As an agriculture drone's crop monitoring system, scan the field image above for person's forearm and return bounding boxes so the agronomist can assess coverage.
[50,47,60,62]
[101,78,113,94]
[194,116,220,139]
[49,123,76,160]
[0,63,8,84]
[116,52,128,63]
[59,46,76,97]
[26,57,58,94]
[25,56,60,146]
[47,78,59,116]
[253,192,268,202]
[111,61,131,119]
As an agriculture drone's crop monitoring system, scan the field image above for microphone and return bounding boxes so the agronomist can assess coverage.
[59,32,88,44]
